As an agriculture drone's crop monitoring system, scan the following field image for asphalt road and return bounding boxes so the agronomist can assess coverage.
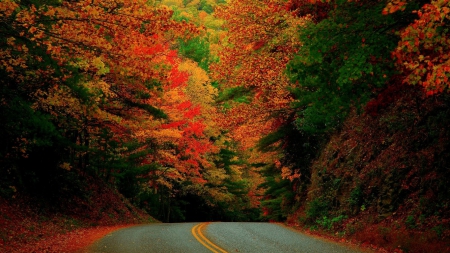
[85,222,366,253]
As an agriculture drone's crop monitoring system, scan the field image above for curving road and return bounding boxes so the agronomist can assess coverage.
[85,222,366,253]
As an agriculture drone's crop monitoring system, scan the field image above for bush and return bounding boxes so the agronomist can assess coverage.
[405,215,417,229]
[316,215,347,230]
[348,186,363,207]
[306,198,330,221]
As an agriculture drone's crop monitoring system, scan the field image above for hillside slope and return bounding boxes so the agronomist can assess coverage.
[0,176,156,253]
[290,85,450,252]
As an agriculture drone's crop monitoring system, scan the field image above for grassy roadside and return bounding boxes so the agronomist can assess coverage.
[285,205,450,253]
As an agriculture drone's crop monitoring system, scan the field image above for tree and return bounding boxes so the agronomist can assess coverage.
[210,0,308,220]
[386,0,450,95]
[211,0,304,147]
[0,0,199,200]
[286,0,412,134]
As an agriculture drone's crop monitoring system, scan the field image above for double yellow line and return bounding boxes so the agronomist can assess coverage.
[191,222,228,253]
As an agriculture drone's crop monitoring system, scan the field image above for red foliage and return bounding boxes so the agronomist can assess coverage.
[0,177,152,253]
[133,44,166,56]
[161,120,187,129]
[181,138,211,157]
[253,40,266,50]
[190,177,207,184]
[168,67,189,89]
[388,1,450,94]
[183,105,201,119]
[177,101,193,110]
[365,78,416,117]
[166,50,179,65]
[8,225,133,253]
[183,121,206,137]
[185,158,199,167]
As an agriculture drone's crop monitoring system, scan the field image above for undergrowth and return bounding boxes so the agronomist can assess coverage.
[287,89,450,253]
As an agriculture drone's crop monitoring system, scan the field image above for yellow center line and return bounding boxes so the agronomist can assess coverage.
[197,223,228,253]
[191,222,228,253]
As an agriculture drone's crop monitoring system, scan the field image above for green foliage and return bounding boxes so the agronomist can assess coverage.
[144,79,163,91]
[405,215,417,229]
[287,1,401,134]
[215,145,245,173]
[124,100,167,119]
[432,225,445,238]
[24,0,62,7]
[183,0,193,7]
[257,128,286,153]
[199,0,214,14]
[115,162,158,201]
[171,7,191,22]
[257,120,324,221]
[316,215,347,230]
[137,183,187,222]
[0,0,256,226]
[1,97,58,149]
[259,164,294,221]
[178,37,211,70]
[216,86,253,104]
[0,24,73,198]
[348,185,363,207]
[209,142,259,221]
[306,197,330,221]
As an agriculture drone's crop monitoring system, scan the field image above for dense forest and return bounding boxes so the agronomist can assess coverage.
[1,0,450,252]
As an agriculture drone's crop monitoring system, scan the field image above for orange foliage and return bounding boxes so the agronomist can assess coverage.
[0,0,223,189]
[387,0,450,95]
[212,0,305,148]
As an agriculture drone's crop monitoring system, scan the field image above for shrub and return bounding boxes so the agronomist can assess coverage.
[306,198,330,221]
[316,215,347,230]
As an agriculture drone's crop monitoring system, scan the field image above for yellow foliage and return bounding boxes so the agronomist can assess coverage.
[161,0,184,8]
[187,0,201,8]
[180,10,194,20]
[178,60,217,106]
[59,162,72,171]
[91,57,110,75]
[206,187,233,203]
[204,168,228,184]
[204,15,224,30]
[151,128,183,140]
[198,10,209,20]
[34,85,85,118]
[281,167,301,182]
[82,79,114,102]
